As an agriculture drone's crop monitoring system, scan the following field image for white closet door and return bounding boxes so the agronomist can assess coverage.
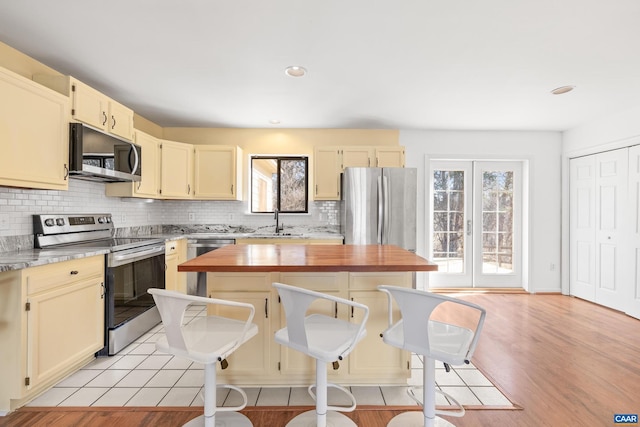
[627,146,640,319]
[570,155,596,302]
[594,149,628,311]
[570,149,629,311]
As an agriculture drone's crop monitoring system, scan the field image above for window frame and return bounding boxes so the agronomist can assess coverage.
[250,155,309,214]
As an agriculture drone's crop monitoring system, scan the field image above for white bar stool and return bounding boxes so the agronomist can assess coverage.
[148,288,259,427]
[378,286,486,427]
[273,282,369,427]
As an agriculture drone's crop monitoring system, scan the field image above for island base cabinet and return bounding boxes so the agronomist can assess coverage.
[206,271,410,386]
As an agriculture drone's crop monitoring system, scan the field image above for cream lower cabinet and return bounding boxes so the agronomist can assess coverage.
[0,66,69,191]
[165,239,187,293]
[0,256,105,413]
[206,270,410,386]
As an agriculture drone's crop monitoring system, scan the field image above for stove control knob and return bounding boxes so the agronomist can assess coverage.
[56,218,65,226]
[106,216,112,223]
[44,218,55,227]
[98,217,106,224]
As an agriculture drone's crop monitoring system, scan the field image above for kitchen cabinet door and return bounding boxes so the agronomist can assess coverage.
[193,145,243,200]
[107,100,134,141]
[0,66,69,191]
[313,147,342,200]
[348,272,411,382]
[342,146,374,169]
[26,276,105,390]
[70,78,108,132]
[160,139,193,198]
[165,239,187,293]
[209,291,273,377]
[375,146,405,167]
[276,272,348,380]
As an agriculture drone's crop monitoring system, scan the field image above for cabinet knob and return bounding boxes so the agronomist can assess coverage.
[70,270,79,275]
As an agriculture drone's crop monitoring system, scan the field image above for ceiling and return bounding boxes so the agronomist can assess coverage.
[1,1,640,132]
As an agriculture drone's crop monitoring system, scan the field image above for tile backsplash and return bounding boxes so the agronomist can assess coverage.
[0,180,340,238]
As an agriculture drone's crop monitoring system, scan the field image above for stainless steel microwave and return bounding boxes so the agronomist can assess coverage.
[69,123,141,182]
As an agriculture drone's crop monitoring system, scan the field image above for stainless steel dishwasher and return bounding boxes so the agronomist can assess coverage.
[186,238,235,296]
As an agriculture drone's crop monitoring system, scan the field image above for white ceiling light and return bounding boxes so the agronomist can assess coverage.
[284,66,307,77]
[269,119,281,125]
[551,85,575,95]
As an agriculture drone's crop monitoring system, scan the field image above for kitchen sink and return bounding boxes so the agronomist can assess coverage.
[250,232,304,238]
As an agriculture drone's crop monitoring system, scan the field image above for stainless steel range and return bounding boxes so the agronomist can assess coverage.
[33,213,165,356]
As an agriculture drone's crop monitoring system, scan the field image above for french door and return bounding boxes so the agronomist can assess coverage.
[429,160,523,288]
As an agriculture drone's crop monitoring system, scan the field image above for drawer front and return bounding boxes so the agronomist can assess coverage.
[348,272,411,290]
[26,256,104,296]
[278,272,347,292]
[165,241,179,255]
[207,272,276,292]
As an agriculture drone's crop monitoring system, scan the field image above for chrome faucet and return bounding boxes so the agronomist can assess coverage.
[274,208,284,234]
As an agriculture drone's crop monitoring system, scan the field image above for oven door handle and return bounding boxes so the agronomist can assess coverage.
[110,245,166,267]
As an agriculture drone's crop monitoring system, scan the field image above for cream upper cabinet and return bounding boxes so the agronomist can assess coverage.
[342,146,375,168]
[34,75,134,141]
[314,146,342,200]
[0,256,105,413]
[160,139,194,199]
[193,145,243,200]
[0,66,69,191]
[375,146,405,167]
[313,145,405,201]
[106,130,161,198]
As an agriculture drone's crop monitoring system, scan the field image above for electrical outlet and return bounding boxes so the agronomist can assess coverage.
[188,212,195,222]
[121,214,126,223]
[229,213,234,221]
[550,263,556,271]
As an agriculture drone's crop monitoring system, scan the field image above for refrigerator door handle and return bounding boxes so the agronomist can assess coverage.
[382,175,390,244]
[377,176,384,244]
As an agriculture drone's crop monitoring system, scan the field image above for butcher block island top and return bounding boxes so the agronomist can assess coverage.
[178,244,437,272]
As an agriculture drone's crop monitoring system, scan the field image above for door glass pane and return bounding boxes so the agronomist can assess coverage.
[433,170,465,273]
[482,170,514,274]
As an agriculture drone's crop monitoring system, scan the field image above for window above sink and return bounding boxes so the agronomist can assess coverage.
[251,155,308,214]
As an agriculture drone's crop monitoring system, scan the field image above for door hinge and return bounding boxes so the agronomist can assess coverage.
[25,377,30,386]
[71,84,76,92]
[278,296,281,303]
[25,302,31,311]
[278,362,281,371]
[71,108,75,115]
[159,143,163,149]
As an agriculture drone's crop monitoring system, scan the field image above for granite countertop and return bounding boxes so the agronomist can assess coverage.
[0,247,110,272]
[0,227,344,272]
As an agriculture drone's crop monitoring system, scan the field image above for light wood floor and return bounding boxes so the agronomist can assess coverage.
[2,293,639,427]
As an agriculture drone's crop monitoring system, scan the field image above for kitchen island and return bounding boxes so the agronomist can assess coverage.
[178,244,437,386]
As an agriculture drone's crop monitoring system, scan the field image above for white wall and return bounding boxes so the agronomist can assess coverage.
[400,130,562,293]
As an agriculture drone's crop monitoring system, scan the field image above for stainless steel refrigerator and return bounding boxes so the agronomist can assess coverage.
[341,167,417,251]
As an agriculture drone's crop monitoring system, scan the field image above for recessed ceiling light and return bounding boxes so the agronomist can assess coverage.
[269,119,281,125]
[284,66,307,77]
[551,85,575,95]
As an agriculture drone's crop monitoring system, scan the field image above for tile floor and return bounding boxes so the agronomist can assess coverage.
[27,304,512,409]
